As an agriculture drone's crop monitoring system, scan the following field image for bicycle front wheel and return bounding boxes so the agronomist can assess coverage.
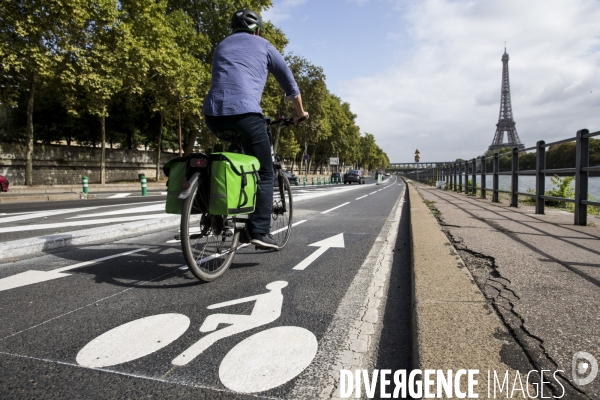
[180,180,239,282]
[271,172,293,248]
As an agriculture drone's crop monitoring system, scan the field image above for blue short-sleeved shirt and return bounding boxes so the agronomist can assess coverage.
[202,33,300,116]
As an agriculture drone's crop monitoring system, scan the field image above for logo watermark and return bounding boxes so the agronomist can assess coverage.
[572,351,598,386]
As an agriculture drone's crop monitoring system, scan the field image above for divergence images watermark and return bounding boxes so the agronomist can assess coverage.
[338,352,597,399]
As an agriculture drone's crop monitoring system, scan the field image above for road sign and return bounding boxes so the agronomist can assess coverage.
[415,155,420,163]
[329,157,339,166]
[303,154,309,160]
[415,149,420,155]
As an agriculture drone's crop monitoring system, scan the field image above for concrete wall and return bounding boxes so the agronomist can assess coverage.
[0,143,178,185]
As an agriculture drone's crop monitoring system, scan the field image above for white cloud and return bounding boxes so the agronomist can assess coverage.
[263,0,309,24]
[340,0,600,163]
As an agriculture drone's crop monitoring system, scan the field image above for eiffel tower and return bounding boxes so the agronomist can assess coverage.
[489,47,524,151]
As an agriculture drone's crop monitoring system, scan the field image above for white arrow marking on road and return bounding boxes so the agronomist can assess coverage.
[293,233,345,271]
[0,248,148,292]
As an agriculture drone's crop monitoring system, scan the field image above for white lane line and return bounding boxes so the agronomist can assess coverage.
[68,204,164,219]
[321,202,350,214]
[0,214,168,234]
[0,208,102,224]
[0,201,164,224]
[0,248,148,292]
[369,191,377,195]
[107,193,132,199]
[355,195,368,200]
[53,248,149,273]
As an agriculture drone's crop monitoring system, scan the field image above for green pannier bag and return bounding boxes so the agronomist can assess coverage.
[163,157,187,214]
[209,152,260,215]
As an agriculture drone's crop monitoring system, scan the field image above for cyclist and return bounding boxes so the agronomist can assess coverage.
[202,9,309,250]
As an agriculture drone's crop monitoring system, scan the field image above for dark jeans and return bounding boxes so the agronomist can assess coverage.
[205,113,273,235]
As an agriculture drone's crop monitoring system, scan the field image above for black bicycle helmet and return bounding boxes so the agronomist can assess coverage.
[231,9,263,34]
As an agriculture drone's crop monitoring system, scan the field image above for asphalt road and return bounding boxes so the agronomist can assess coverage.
[0,178,411,399]
[0,184,371,243]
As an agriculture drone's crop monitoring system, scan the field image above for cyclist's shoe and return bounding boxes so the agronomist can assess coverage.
[250,233,279,250]
[239,228,251,244]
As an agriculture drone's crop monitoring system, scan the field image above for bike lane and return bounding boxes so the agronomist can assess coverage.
[0,179,407,398]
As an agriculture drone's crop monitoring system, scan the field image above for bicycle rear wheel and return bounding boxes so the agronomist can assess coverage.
[271,172,293,248]
[180,180,239,282]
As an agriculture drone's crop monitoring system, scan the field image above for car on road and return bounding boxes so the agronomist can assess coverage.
[0,175,9,192]
[343,170,365,184]
[330,172,342,183]
[281,170,299,184]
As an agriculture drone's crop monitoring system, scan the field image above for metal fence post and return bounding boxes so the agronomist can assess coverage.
[481,156,487,199]
[471,158,477,196]
[575,129,589,226]
[464,162,469,194]
[452,163,456,191]
[511,147,519,207]
[458,162,463,193]
[465,161,469,194]
[535,140,546,214]
[493,153,499,203]
[455,163,459,192]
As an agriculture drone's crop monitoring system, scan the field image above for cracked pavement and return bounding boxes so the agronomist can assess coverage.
[416,183,600,399]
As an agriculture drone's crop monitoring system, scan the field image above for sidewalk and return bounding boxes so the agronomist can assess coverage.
[407,179,599,399]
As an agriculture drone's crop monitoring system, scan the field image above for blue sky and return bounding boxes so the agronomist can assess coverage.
[263,0,600,163]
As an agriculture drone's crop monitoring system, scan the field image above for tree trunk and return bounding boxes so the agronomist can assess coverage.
[290,154,296,174]
[156,113,163,182]
[309,142,319,174]
[273,125,281,155]
[126,130,132,150]
[178,96,183,156]
[100,115,106,185]
[184,128,196,155]
[311,143,324,174]
[318,149,331,174]
[5,105,11,141]
[25,70,37,185]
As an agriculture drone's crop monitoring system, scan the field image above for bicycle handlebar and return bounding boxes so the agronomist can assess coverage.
[267,115,308,127]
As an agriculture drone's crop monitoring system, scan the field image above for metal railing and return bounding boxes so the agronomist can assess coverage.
[400,129,600,226]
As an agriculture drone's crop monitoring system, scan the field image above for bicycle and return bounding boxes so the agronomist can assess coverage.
[177,116,301,282]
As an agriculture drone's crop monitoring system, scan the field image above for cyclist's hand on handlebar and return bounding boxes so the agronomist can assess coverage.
[294,112,309,125]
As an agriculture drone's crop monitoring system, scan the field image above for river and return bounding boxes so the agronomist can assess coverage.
[452,175,600,199]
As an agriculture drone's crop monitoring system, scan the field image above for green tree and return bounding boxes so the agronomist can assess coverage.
[0,0,87,184]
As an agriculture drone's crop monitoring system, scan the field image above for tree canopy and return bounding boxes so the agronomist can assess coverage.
[1,0,389,183]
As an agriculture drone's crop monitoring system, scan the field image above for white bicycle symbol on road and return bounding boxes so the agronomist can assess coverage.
[76,281,318,393]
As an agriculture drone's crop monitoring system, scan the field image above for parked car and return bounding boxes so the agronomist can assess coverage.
[331,172,342,183]
[0,175,9,192]
[343,170,365,184]
[281,170,299,184]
